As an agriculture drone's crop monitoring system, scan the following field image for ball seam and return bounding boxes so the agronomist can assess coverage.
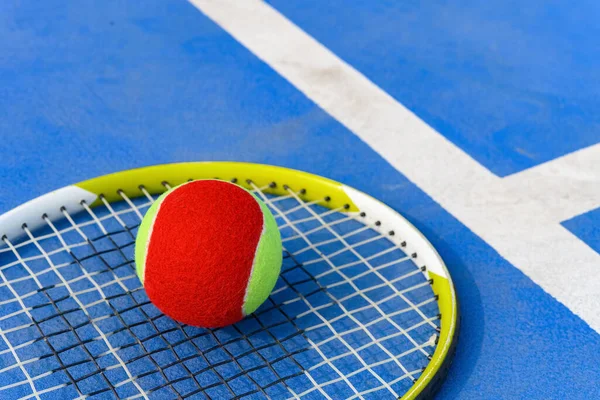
[241,201,267,316]
[140,198,165,284]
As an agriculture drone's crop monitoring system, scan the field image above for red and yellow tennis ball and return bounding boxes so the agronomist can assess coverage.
[135,180,282,328]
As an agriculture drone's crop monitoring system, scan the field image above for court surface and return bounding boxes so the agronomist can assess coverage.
[1,0,600,398]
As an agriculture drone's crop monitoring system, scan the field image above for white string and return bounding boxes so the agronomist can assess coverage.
[32,220,148,399]
[0,241,88,272]
[286,188,438,332]
[284,225,373,255]
[281,214,355,243]
[0,201,151,255]
[279,206,345,233]
[0,238,41,400]
[254,185,428,372]
[302,244,398,267]
[251,183,406,396]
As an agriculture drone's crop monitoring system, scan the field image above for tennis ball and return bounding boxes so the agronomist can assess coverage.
[135,180,282,328]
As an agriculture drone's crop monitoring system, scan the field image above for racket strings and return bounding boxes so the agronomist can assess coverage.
[1,236,133,399]
[282,187,438,332]
[250,183,436,398]
[0,181,440,400]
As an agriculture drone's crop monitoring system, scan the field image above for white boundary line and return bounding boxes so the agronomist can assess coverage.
[502,143,600,222]
[189,0,600,333]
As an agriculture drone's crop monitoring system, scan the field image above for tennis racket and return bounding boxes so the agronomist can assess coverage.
[0,162,458,399]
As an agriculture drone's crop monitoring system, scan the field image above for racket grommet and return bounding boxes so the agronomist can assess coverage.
[283,184,290,190]
[343,204,350,209]
[400,241,407,247]
[412,252,418,258]
[360,212,366,217]
[21,223,28,229]
[161,180,169,187]
[428,278,434,284]
[246,179,253,184]
[420,266,427,271]
[300,188,306,194]
[231,178,238,183]
[60,206,67,212]
[324,196,331,202]
[375,221,381,226]
[42,213,48,219]
[138,184,145,190]
[434,294,439,300]
[427,354,433,361]
[1,235,7,241]
[437,313,442,319]
[269,181,277,188]
[388,230,395,236]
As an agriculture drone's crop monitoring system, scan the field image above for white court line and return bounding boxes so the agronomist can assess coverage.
[189,0,600,333]
[502,143,600,222]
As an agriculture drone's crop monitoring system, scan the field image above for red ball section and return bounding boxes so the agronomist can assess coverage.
[144,180,264,327]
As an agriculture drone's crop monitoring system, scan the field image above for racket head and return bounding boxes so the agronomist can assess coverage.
[0,162,458,399]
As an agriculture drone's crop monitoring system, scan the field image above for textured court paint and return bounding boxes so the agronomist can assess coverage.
[502,143,600,222]
[268,0,600,177]
[134,189,169,283]
[2,0,600,398]
[0,0,330,215]
[142,180,264,327]
[563,208,600,255]
[243,198,282,315]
